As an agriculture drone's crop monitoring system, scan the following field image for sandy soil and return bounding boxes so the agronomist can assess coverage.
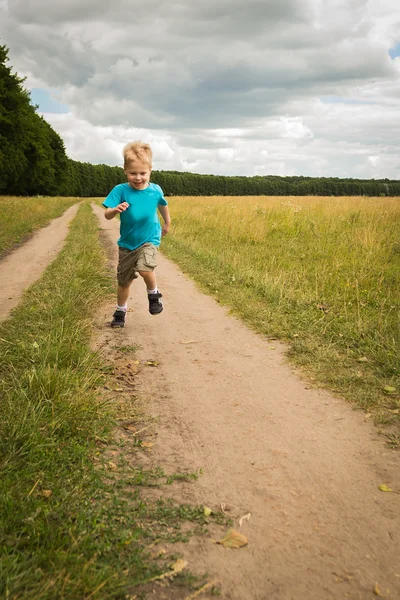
[92,205,400,600]
[1,204,399,599]
[0,203,80,322]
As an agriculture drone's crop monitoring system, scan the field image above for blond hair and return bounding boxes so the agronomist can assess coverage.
[123,141,152,168]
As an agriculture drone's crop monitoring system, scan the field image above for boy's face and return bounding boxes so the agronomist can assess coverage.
[124,160,151,190]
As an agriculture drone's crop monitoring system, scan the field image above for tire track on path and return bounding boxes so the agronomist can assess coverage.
[93,204,400,600]
[0,203,80,323]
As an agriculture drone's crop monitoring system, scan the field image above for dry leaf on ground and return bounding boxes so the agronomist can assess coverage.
[40,489,53,498]
[141,442,154,449]
[383,386,396,394]
[220,502,232,514]
[378,484,393,492]
[123,424,137,432]
[217,528,248,548]
[184,581,217,599]
[147,558,187,583]
[317,303,329,312]
[238,512,251,527]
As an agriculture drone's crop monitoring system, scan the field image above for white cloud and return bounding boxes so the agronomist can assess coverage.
[368,155,380,167]
[1,0,400,179]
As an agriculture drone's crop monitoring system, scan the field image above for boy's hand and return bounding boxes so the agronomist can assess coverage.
[162,223,170,236]
[115,202,129,213]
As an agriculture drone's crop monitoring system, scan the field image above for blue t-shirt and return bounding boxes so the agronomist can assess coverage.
[103,183,168,250]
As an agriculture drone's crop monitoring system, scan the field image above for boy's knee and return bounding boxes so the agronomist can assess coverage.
[137,269,153,276]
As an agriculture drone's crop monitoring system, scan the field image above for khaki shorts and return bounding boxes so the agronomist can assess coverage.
[117,243,158,287]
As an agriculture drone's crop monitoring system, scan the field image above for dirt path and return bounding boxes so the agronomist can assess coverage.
[0,203,80,323]
[93,205,400,600]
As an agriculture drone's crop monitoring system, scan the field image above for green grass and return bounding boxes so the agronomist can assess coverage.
[162,195,400,433]
[0,195,79,257]
[0,202,225,599]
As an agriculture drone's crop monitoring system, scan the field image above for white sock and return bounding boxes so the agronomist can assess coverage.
[117,304,127,312]
[147,287,158,295]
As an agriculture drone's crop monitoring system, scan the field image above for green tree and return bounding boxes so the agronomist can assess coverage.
[0,43,69,195]
[0,44,32,193]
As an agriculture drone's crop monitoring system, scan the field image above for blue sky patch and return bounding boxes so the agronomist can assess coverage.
[30,88,69,113]
[389,43,400,59]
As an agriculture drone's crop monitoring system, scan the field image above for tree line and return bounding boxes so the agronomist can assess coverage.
[151,171,400,198]
[1,43,399,198]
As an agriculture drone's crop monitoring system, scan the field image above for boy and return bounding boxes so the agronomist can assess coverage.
[103,141,171,328]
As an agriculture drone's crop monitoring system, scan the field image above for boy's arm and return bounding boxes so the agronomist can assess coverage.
[158,204,171,236]
[104,203,129,220]
[103,185,127,219]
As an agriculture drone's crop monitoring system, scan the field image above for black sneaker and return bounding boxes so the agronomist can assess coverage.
[111,309,126,328]
[148,291,163,315]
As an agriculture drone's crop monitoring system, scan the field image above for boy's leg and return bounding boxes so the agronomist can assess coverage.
[112,283,136,328]
[135,244,163,315]
[117,284,131,307]
[138,270,163,315]
[111,284,129,327]
[138,270,157,291]
[111,284,131,328]
[111,247,138,328]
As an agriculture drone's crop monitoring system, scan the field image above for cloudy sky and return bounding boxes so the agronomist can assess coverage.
[1,0,399,179]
